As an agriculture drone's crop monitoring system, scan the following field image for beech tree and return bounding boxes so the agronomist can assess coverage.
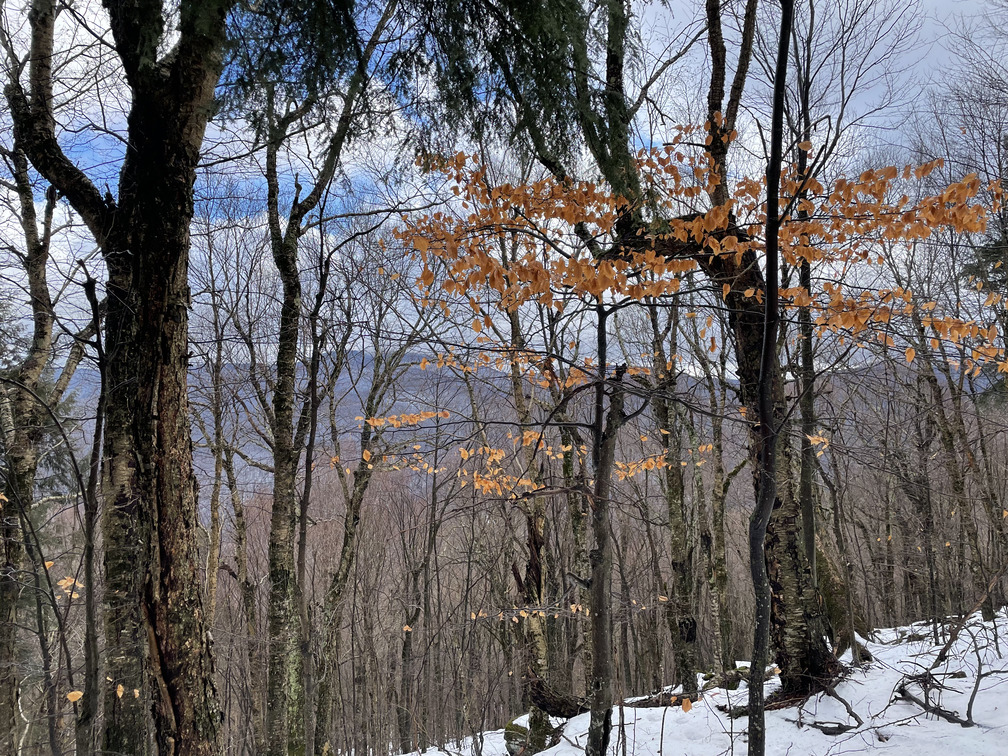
[403,112,1002,756]
[3,1,1008,755]
[748,4,793,751]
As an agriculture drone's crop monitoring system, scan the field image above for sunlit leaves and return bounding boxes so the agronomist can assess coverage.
[57,576,83,599]
[357,410,451,428]
[401,147,1002,378]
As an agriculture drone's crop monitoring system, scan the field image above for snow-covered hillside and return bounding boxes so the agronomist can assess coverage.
[411,611,1008,756]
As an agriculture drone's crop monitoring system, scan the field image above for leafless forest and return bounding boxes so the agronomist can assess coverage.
[2,1,1008,755]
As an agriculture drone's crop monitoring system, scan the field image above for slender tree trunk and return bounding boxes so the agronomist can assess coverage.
[22,517,61,756]
[791,3,819,588]
[798,256,817,582]
[502,308,552,746]
[883,482,896,625]
[314,449,373,754]
[264,123,304,756]
[225,449,266,754]
[205,304,226,617]
[562,425,591,696]
[708,425,735,672]
[748,4,794,753]
[0,434,34,756]
[398,577,421,754]
[399,436,445,753]
[613,529,637,691]
[586,305,621,756]
[297,310,326,756]
[76,278,103,756]
[258,26,393,743]
[646,304,698,696]
[0,141,57,756]
[694,330,737,673]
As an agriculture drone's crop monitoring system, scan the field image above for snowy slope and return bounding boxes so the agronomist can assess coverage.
[413,611,1008,756]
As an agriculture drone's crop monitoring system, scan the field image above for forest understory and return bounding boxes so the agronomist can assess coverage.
[3,0,1008,755]
[420,610,1008,756]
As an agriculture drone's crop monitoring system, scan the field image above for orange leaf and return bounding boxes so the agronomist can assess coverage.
[905,347,916,364]
[681,698,692,713]
[66,691,83,703]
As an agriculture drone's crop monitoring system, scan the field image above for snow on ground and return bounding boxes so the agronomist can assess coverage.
[411,610,1008,756]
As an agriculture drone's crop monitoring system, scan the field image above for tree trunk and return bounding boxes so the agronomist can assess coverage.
[6,4,233,754]
[798,257,818,583]
[708,424,735,672]
[502,307,553,747]
[646,303,699,697]
[562,425,591,696]
[0,135,58,756]
[585,305,622,756]
[314,452,373,753]
[264,124,304,756]
[0,434,33,756]
[224,447,267,754]
[748,4,794,753]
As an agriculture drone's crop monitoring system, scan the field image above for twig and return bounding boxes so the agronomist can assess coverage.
[894,684,972,727]
[931,561,1008,671]
[792,719,856,736]
[822,682,864,728]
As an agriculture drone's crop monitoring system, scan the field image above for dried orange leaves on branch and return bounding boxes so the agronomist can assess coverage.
[400,143,1005,372]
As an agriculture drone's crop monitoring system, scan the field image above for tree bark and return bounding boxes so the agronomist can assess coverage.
[264,113,305,756]
[646,304,699,697]
[748,4,794,754]
[585,305,622,756]
[5,3,234,754]
[314,435,374,754]
[225,446,267,754]
[501,307,553,747]
[0,141,56,756]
